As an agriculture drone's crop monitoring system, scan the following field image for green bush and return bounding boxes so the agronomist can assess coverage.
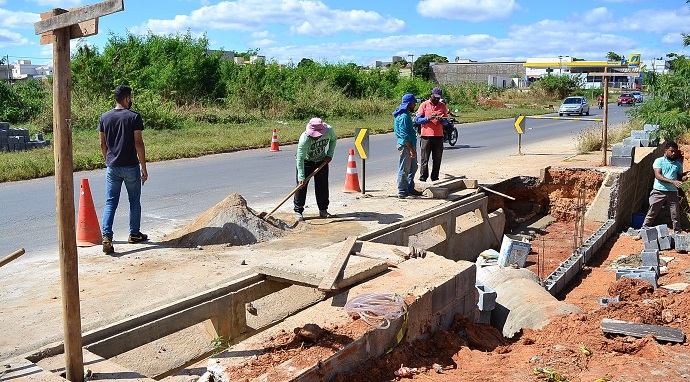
[0,79,49,123]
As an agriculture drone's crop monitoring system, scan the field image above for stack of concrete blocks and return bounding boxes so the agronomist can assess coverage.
[0,122,51,152]
[640,225,672,251]
[544,219,616,296]
[616,266,658,288]
[610,124,660,167]
[474,282,497,324]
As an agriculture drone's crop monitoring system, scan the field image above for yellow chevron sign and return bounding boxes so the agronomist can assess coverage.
[355,128,369,159]
[514,115,525,134]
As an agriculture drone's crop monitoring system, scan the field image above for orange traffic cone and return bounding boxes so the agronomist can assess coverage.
[76,178,102,247]
[270,128,280,152]
[343,148,361,193]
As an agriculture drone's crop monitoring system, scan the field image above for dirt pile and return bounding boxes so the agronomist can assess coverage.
[163,193,288,247]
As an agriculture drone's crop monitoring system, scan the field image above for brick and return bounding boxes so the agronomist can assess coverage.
[644,239,660,250]
[655,224,670,238]
[609,156,633,167]
[475,283,497,311]
[612,144,635,157]
[630,130,650,140]
[674,233,690,252]
[658,236,672,251]
[641,227,658,242]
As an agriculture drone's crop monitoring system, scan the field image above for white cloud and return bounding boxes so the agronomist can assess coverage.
[250,38,275,47]
[131,0,404,37]
[251,31,273,38]
[0,9,41,28]
[29,0,83,7]
[0,29,31,48]
[416,0,520,21]
[661,33,683,45]
[0,0,6,5]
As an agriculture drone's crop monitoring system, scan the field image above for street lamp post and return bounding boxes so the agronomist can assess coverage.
[558,55,570,75]
[408,54,414,79]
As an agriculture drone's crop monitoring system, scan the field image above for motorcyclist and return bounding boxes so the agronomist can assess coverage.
[597,94,604,109]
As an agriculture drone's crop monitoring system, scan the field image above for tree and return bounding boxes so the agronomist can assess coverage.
[683,0,690,46]
[606,52,623,62]
[634,54,690,140]
[297,58,317,68]
[413,53,449,80]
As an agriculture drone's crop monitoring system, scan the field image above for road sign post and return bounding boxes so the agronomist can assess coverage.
[514,115,525,155]
[354,128,369,194]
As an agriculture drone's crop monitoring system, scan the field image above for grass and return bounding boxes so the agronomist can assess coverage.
[0,102,580,183]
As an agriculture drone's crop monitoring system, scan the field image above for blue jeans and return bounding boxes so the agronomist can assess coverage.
[102,165,142,238]
[397,144,418,196]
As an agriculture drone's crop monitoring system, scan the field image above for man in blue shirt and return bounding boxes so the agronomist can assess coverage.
[393,94,423,198]
[641,141,688,232]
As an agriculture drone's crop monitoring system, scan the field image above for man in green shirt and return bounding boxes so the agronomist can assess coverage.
[641,141,688,232]
[293,117,337,221]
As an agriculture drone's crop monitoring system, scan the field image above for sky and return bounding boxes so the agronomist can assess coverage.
[2,0,690,69]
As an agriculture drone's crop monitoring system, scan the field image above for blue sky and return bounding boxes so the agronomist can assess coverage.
[2,0,690,68]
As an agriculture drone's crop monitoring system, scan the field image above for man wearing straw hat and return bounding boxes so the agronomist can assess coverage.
[294,117,338,221]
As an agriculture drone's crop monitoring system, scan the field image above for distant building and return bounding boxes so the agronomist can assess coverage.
[430,61,527,88]
[208,49,235,60]
[9,60,53,80]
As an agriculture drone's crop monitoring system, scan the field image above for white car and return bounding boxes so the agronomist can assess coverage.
[632,91,643,103]
[559,96,590,116]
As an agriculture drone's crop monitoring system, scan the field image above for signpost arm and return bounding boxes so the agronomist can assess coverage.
[52,22,84,382]
[361,159,365,194]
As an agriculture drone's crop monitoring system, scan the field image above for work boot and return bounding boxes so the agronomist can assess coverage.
[319,210,336,218]
[295,212,304,222]
[102,236,114,254]
[128,232,148,244]
[409,189,424,197]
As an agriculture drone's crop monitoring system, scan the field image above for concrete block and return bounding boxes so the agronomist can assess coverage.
[365,315,405,357]
[641,250,660,276]
[475,283,497,311]
[612,144,635,157]
[475,309,491,324]
[0,121,9,129]
[424,186,448,199]
[643,124,659,132]
[616,269,658,288]
[630,130,650,140]
[431,277,456,314]
[406,293,432,340]
[655,224,670,238]
[674,233,690,252]
[644,239,659,251]
[658,236,672,251]
[641,227,658,242]
[609,155,633,167]
[622,137,642,147]
[600,295,620,306]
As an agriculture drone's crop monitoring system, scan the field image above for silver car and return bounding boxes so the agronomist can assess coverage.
[559,96,590,116]
[632,91,643,103]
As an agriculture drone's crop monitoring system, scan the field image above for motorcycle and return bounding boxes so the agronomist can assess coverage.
[414,116,459,146]
[598,99,604,109]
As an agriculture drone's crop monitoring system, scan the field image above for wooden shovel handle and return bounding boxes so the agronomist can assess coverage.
[0,248,26,268]
[265,160,328,218]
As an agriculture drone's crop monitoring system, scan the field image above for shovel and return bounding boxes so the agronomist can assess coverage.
[259,161,328,221]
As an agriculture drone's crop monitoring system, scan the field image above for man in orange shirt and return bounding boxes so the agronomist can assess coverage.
[416,87,449,182]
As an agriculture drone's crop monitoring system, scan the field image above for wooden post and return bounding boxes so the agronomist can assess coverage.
[602,67,609,166]
[52,20,84,382]
[35,4,124,380]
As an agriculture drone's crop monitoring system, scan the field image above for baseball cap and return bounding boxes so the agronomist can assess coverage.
[431,87,443,98]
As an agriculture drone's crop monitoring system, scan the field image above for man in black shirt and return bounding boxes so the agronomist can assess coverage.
[99,85,148,253]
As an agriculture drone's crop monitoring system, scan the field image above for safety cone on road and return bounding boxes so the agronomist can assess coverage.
[76,178,102,247]
[270,128,280,152]
[343,148,361,193]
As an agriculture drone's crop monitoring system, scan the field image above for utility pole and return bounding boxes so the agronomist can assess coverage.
[602,67,609,166]
[5,55,9,81]
[408,54,414,79]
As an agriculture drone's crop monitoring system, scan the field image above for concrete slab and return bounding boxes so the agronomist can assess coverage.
[253,241,401,288]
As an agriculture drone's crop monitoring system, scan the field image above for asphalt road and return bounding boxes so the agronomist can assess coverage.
[0,105,630,260]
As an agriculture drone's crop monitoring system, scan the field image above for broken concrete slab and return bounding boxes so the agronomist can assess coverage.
[424,186,449,199]
[601,318,686,343]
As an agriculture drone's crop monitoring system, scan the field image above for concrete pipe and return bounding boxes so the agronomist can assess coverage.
[478,267,582,338]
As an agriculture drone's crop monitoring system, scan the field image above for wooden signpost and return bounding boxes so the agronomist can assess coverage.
[33,1,124,381]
